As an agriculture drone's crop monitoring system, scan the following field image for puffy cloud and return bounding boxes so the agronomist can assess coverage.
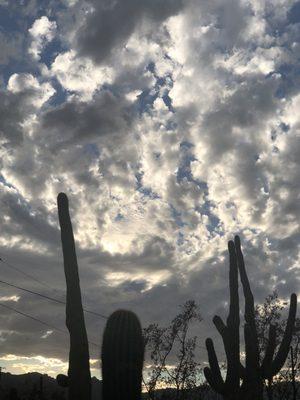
[40,90,135,149]
[8,73,55,108]
[50,50,115,100]
[28,16,57,60]
[0,0,299,376]
[75,0,184,64]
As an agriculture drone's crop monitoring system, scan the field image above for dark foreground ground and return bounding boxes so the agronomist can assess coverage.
[0,372,298,399]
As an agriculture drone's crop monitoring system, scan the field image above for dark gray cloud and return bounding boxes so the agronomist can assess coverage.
[288,1,300,24]
[0,0,299,378]
[75,0,184,64]
[41,90,135,149]
[0,90,29,146]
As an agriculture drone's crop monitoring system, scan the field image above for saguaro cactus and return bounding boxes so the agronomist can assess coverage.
[204,236,297,400]
[57,193,91,400]
[101,309,144,400]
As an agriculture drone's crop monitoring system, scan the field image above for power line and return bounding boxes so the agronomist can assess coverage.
[0,257,54,291]
[0,302,100,348]
[0,279,108,320]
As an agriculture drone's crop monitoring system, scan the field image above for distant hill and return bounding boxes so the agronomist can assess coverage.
[0,372,102,399]
[1,372,298,399]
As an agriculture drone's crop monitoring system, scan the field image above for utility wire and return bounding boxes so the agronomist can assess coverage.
[0,257,54,291]
[0,258,226,356]
[0,302,99,348]
[0,279,108,319]
[0,256,108,319]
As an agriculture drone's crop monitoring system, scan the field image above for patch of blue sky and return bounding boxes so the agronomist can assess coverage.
[287,1,300,24]
[0,174,16,190]
[135,171,160,199]
[279,122,290,133]
[83,143,100,159]
[195,203,222,236]
[47,78,68,107]
[170,204,185,228]
[176,231,185,246]
[39,37,66,68]
[0,4,26,32]
[114,212,124,222]
[136,88,159,114]
[177,141,207,191]
[0,0,64,34]
[0,176,34,213]
[275,63,300,99]
[136,60,175,114]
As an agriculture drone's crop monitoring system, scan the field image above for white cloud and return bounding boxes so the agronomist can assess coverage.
[0,0,299,374]
[51,50,115,100]
[28,16,57,60]
[0,296,20,302]
[7,73,55,108]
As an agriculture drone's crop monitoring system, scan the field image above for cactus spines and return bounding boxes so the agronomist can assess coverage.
[205,235,297,400]
[57,193,91,400]
[101,309,144,400]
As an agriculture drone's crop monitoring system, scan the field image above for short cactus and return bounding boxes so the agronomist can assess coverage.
[101,309,144,400]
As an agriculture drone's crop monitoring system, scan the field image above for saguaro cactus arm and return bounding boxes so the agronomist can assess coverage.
[204,240,240,398]
[235,236,260,381]
[57,193,91,400]
[204,338,225,394]
[205,235,297,400]
[261,325,277,378]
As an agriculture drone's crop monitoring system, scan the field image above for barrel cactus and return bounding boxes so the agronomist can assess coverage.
[101,309,144,400]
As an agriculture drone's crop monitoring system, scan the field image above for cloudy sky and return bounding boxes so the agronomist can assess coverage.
[0,0,299,379]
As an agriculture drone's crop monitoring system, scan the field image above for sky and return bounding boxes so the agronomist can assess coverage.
[0,0,299,380]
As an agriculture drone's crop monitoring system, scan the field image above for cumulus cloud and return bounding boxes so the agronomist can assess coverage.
[50,50,115,100]
[75,0,184,64]
[8,73,55,108]
[0,0,299,377]
[28,16,57,60]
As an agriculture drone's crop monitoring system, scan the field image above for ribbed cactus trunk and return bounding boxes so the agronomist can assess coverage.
[39,375,44,400]
[57,193,91,400]
[205,236,297,400]
[101,309,144,400]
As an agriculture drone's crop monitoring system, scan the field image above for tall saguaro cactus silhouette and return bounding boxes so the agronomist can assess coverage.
[57,193,91,400]
[204,236,297,400]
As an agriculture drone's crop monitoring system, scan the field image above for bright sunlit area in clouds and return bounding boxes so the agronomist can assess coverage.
[0,0,299,378]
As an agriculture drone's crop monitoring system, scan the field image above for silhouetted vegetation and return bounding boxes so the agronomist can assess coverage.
[1,194,298,399]
[102,309,144,400]
[56,193,91,400]
[204,236,297,400]
[255,292,300,399]
[143,300,202,400]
